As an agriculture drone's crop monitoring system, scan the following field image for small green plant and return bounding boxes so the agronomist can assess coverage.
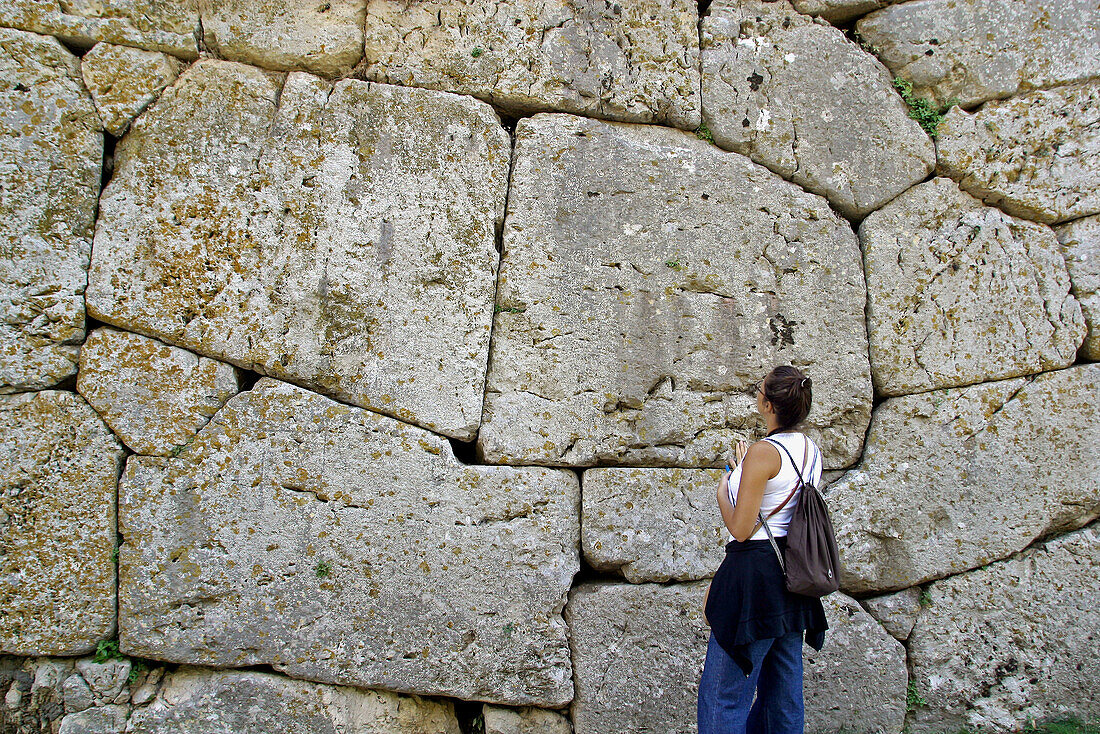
[169,436,195,457]
[93,639,123,664]
[893,78,949,138]
[111,544,120,563]
[502,622,514,637]
[906,682,927,712]
[470,47,483,58]
[127,659,148,684]
[665,260,681,270]
[494,304,526,314]
[315,560,331,578]
[919,588,933,606]
[695,121,715,144]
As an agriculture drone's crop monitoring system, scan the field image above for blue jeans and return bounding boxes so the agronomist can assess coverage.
[697,632,804,734]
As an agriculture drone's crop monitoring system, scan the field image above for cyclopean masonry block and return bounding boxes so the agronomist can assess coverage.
[861,178,1083,396]
[86,60,509,440]
[1055,215,1100,360]
[855,0,1100,109]
[906,525,1100,734]
[118,378,579,706]
[360,0,700,130]
[200,0,366,78]
[76,327,240,457]
[0,391,125,655]
[80,43,182,138]
[582,467,727,583]
[0,29,102,393]
[860,587,922,642]
[701,0,934,220]
[829,364,1100,594]
[0,0,199,59]
[479,114,871,469]
[936,82,1100,226]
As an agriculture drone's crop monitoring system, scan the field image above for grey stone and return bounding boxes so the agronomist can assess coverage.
[701,0,934,219]
[0,29,102,393]
[582,468,727,583]
[58,704,128,734]
[0,392,124,655]
[861,178,1083,396]
[829,365,1100,594]
[1056,214,1100,360]
[478,114,872,469]
[62,673,94,713]
[855,0,1100,108]
[483,705,572,734]
[74,661,129,704]
[118,378,578,706]
[787,0,904,23]
[80,43,181,137]
[200,0,366,78]
[861,587,922,641]
[86,60,510,441]
[936,81,1100,226]
[77,327,240,457]
[361,0,701,129]
[906,525,1100,734]
[0,656,70,730]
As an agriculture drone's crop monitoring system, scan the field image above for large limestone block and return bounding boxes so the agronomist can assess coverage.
[87,60,510,440]
[361,0,701,129]
[0,392,125,655]
[936,82,1100,226]
[200,0,366,78]
[906,525,1100,734]
[0,29,102,392]
[76,327,240,456]
[1056,215,1100,360]
[0,0,199,59]
[479,114,872,469]
[701,0,934,220]
[127,667,461,733]
[861,178,1083,396]
[119,378,579,706]
[829,365,1100,594]
[81,43,181,137]
[582,467,726,582]
[855,0,1100,108]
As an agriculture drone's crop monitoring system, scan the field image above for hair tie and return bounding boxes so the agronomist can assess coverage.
[801,378,810,388]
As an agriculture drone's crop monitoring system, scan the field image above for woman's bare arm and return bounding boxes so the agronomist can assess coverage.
[718,441,781,541]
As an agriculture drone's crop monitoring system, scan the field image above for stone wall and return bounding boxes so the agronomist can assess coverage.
[1,1,1098,732]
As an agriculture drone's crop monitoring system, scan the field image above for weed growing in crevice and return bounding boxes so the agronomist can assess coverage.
[893,78,951,138]
[905,681,927,712]
[695,121,715,144]
[93,639,123,663]
[314,560,331,578]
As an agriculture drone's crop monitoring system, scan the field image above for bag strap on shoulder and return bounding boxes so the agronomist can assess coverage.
[756,435,818,575]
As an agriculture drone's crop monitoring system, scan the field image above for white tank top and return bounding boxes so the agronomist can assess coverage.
[726,432,823,541]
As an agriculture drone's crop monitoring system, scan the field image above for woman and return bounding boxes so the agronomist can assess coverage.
[698,365,828,734]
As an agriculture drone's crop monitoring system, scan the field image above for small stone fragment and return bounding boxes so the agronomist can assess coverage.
[483,705,572,734]
[860,587,922,642]
[77,327,240,456]
[62,674,94,713]
[57,703,129,734]
[861,178,1083,396]
[74,661,130,704]
[1055,214,1100,360]
[936,82,1100,225]
[80,43,181,137]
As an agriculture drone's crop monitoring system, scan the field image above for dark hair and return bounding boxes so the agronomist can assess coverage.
[763,365,812,431]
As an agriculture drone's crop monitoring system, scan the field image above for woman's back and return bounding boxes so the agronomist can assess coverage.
[727,431,822,540]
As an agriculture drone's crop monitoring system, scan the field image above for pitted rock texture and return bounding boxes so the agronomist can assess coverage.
[861,587,922,641]
[861,178,1083,396]
[701,0,934,219]
[582,467,726,582]
[1056,214,1100,360]
[906,525,1100,734]
[479,114,872,469]
[80,43,181,137]
[483,705,572,734]
[361,0,701,129]
[856,0,1100,108]
[76,327,240,456]
[936,82,1100,226]
[829,365,1100,594]
[87,60,510,440]
[127,667,462,734]
[119,378,579,706]
[0,29,101,393]
[0,0,199,59]
[0,391,124,655]
[788,0,902,23]
[200,0,366,78]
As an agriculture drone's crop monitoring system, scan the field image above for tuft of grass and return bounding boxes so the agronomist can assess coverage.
[315,560,331,578]
[470,47,483,58]
[906,681,927,712]
[695,121,715,144]
[919,588,933,606]
[494,304,526,314]
[93,639,123,664]
[893,78,949,138]
[665,260,681,270]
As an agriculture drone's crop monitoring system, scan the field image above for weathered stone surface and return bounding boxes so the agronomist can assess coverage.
[361,0,701,129]
[483,705,572,734]
[127,667,461,734]
[936,82,1100,226]
[87,60,509,440]
[788,0,904,23]
[58,703,128,733]
[906,525,1100,734]
[80,43,181,137]
[1056,215,1100,360]
[829,365,1100,594]
[861,178,1083,396]
[200,0,366,77]
[856,0,1100,108]
[582,467,726,582]
[479,114,871,469]
[0,0,199,59]
[77,327,239,457]
[74,661,129,705]
[701,0,934,219]
[861,587,922,641]
[0,392,124,655]
[119,378,578,706]
[0,29,101,392]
